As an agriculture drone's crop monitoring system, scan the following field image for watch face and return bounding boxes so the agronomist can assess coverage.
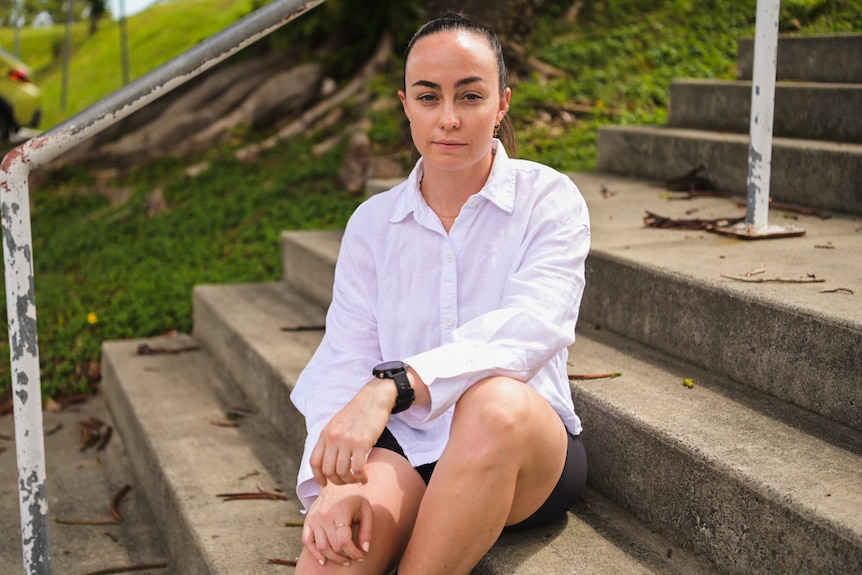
[374,360,406,375]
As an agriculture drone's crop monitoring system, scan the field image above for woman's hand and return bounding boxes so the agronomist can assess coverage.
[310,377,397,486]
[301,483,373,567]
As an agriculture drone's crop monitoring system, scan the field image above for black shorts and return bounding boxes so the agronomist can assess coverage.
[373,426,587,531]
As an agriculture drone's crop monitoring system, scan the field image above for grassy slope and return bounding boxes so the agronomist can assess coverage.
[0,0,859,399]
[0,0,256,129]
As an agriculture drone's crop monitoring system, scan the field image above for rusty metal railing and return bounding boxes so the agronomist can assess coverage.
[2,1,325,572]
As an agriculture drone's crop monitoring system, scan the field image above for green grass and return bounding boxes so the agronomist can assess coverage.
[0,0,258,129]
[511,0,861,171]
[23,137,362,397]
[0,0,858,400]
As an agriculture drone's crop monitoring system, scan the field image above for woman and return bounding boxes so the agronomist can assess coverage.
[290,13,591,574]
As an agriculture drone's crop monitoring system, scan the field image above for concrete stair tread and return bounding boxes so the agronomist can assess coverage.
[573,171,862,324]
[737,34,862,84]
[292,173,862,431]
[102,336,307,574]
[192,282,327,463]
[596,124,862,215]
[570,171,862,432]
[192,274,862,572]
[600,124,862,152]
[103,333,721,575]
[571,326,862,536]
[667,79,862,143]
[676,78,862,88]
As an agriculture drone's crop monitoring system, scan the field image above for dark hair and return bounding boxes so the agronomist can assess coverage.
[403,13,518,155]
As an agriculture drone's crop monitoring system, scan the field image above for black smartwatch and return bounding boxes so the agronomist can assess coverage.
[373,361,415,414]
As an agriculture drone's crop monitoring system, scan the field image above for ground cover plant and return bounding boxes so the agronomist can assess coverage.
[0,0,858,401]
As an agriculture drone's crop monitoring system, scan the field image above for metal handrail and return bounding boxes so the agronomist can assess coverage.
[1,1,325,572]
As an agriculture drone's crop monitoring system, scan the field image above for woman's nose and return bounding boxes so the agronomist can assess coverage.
[439,101,459,130]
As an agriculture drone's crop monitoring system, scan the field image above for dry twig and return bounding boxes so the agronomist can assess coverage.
[568,373,622,380]
[644,211,744,231]
[111,484,132,520]
[209,420,239,428]
[96,426,113,451]
[136,343,200,355]
[281,324,326,332]
[721,274,826,284]
[81,562,168,575]
[54,517,118,526]
[268,558,299,566]
[80,418,111,452]
[820,288,855,294]
[216,491,289,502]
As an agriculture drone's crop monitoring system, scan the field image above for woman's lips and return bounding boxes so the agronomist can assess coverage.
[434,140,466,150]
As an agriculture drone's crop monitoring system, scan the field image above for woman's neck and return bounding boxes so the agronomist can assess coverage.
[420,152,494,222]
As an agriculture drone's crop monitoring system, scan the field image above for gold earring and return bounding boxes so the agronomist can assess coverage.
[493,122,500,138]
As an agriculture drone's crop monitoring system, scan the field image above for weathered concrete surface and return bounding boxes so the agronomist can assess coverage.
[102,335,307,574]
[737,34,862,83]
[0,393,174,574]
[596,125,862,216]
[572,171,862,431]
[667,79,862,143]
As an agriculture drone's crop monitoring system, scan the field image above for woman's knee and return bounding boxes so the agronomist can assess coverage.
[453,377,536,444]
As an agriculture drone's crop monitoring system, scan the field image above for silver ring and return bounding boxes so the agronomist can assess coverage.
[335,523,351,528]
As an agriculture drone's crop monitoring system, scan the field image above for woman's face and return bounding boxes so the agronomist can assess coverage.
[399,29,510,177]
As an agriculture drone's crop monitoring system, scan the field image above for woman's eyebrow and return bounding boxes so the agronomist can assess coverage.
[411,76,486,90]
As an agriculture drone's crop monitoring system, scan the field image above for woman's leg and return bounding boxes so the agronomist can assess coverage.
[295,448,427,575]
[398,376,569,575]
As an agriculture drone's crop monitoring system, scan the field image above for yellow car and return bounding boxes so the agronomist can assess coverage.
[0,48,42,141]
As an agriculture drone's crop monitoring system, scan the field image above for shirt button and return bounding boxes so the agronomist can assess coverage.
[444,252,454,263]
[444,316,454,327]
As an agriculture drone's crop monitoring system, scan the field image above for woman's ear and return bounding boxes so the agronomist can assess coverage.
[398,89,409,120]
[497,86,512,123]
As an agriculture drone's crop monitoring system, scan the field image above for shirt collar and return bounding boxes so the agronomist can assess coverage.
[390,140,517,224]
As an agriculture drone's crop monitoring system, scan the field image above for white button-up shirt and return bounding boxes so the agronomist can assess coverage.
[291,142,591,509]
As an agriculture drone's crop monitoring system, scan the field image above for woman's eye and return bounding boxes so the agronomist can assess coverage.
[418,94,437,103]
[464,93,483,102]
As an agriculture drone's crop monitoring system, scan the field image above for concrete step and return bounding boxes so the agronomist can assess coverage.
[188,282,722,574]
[191,282,327,464]
[284,171,862,433]
[737,34,862,84]
[101,335,308,574]
[667,79,862,144]
[570,326,862,575]
[572,171,862,432]
[595,125,862,216]
[186,274,862,574]
[102,328,721,574]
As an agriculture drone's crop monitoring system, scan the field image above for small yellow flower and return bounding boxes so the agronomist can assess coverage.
[87,312,98,325]
[682,378,695,389]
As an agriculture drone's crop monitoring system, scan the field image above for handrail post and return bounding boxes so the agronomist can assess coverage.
[3,152,50,575]
[1,1,326,572]
[715,0,805,239]
[746,0,781,229]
